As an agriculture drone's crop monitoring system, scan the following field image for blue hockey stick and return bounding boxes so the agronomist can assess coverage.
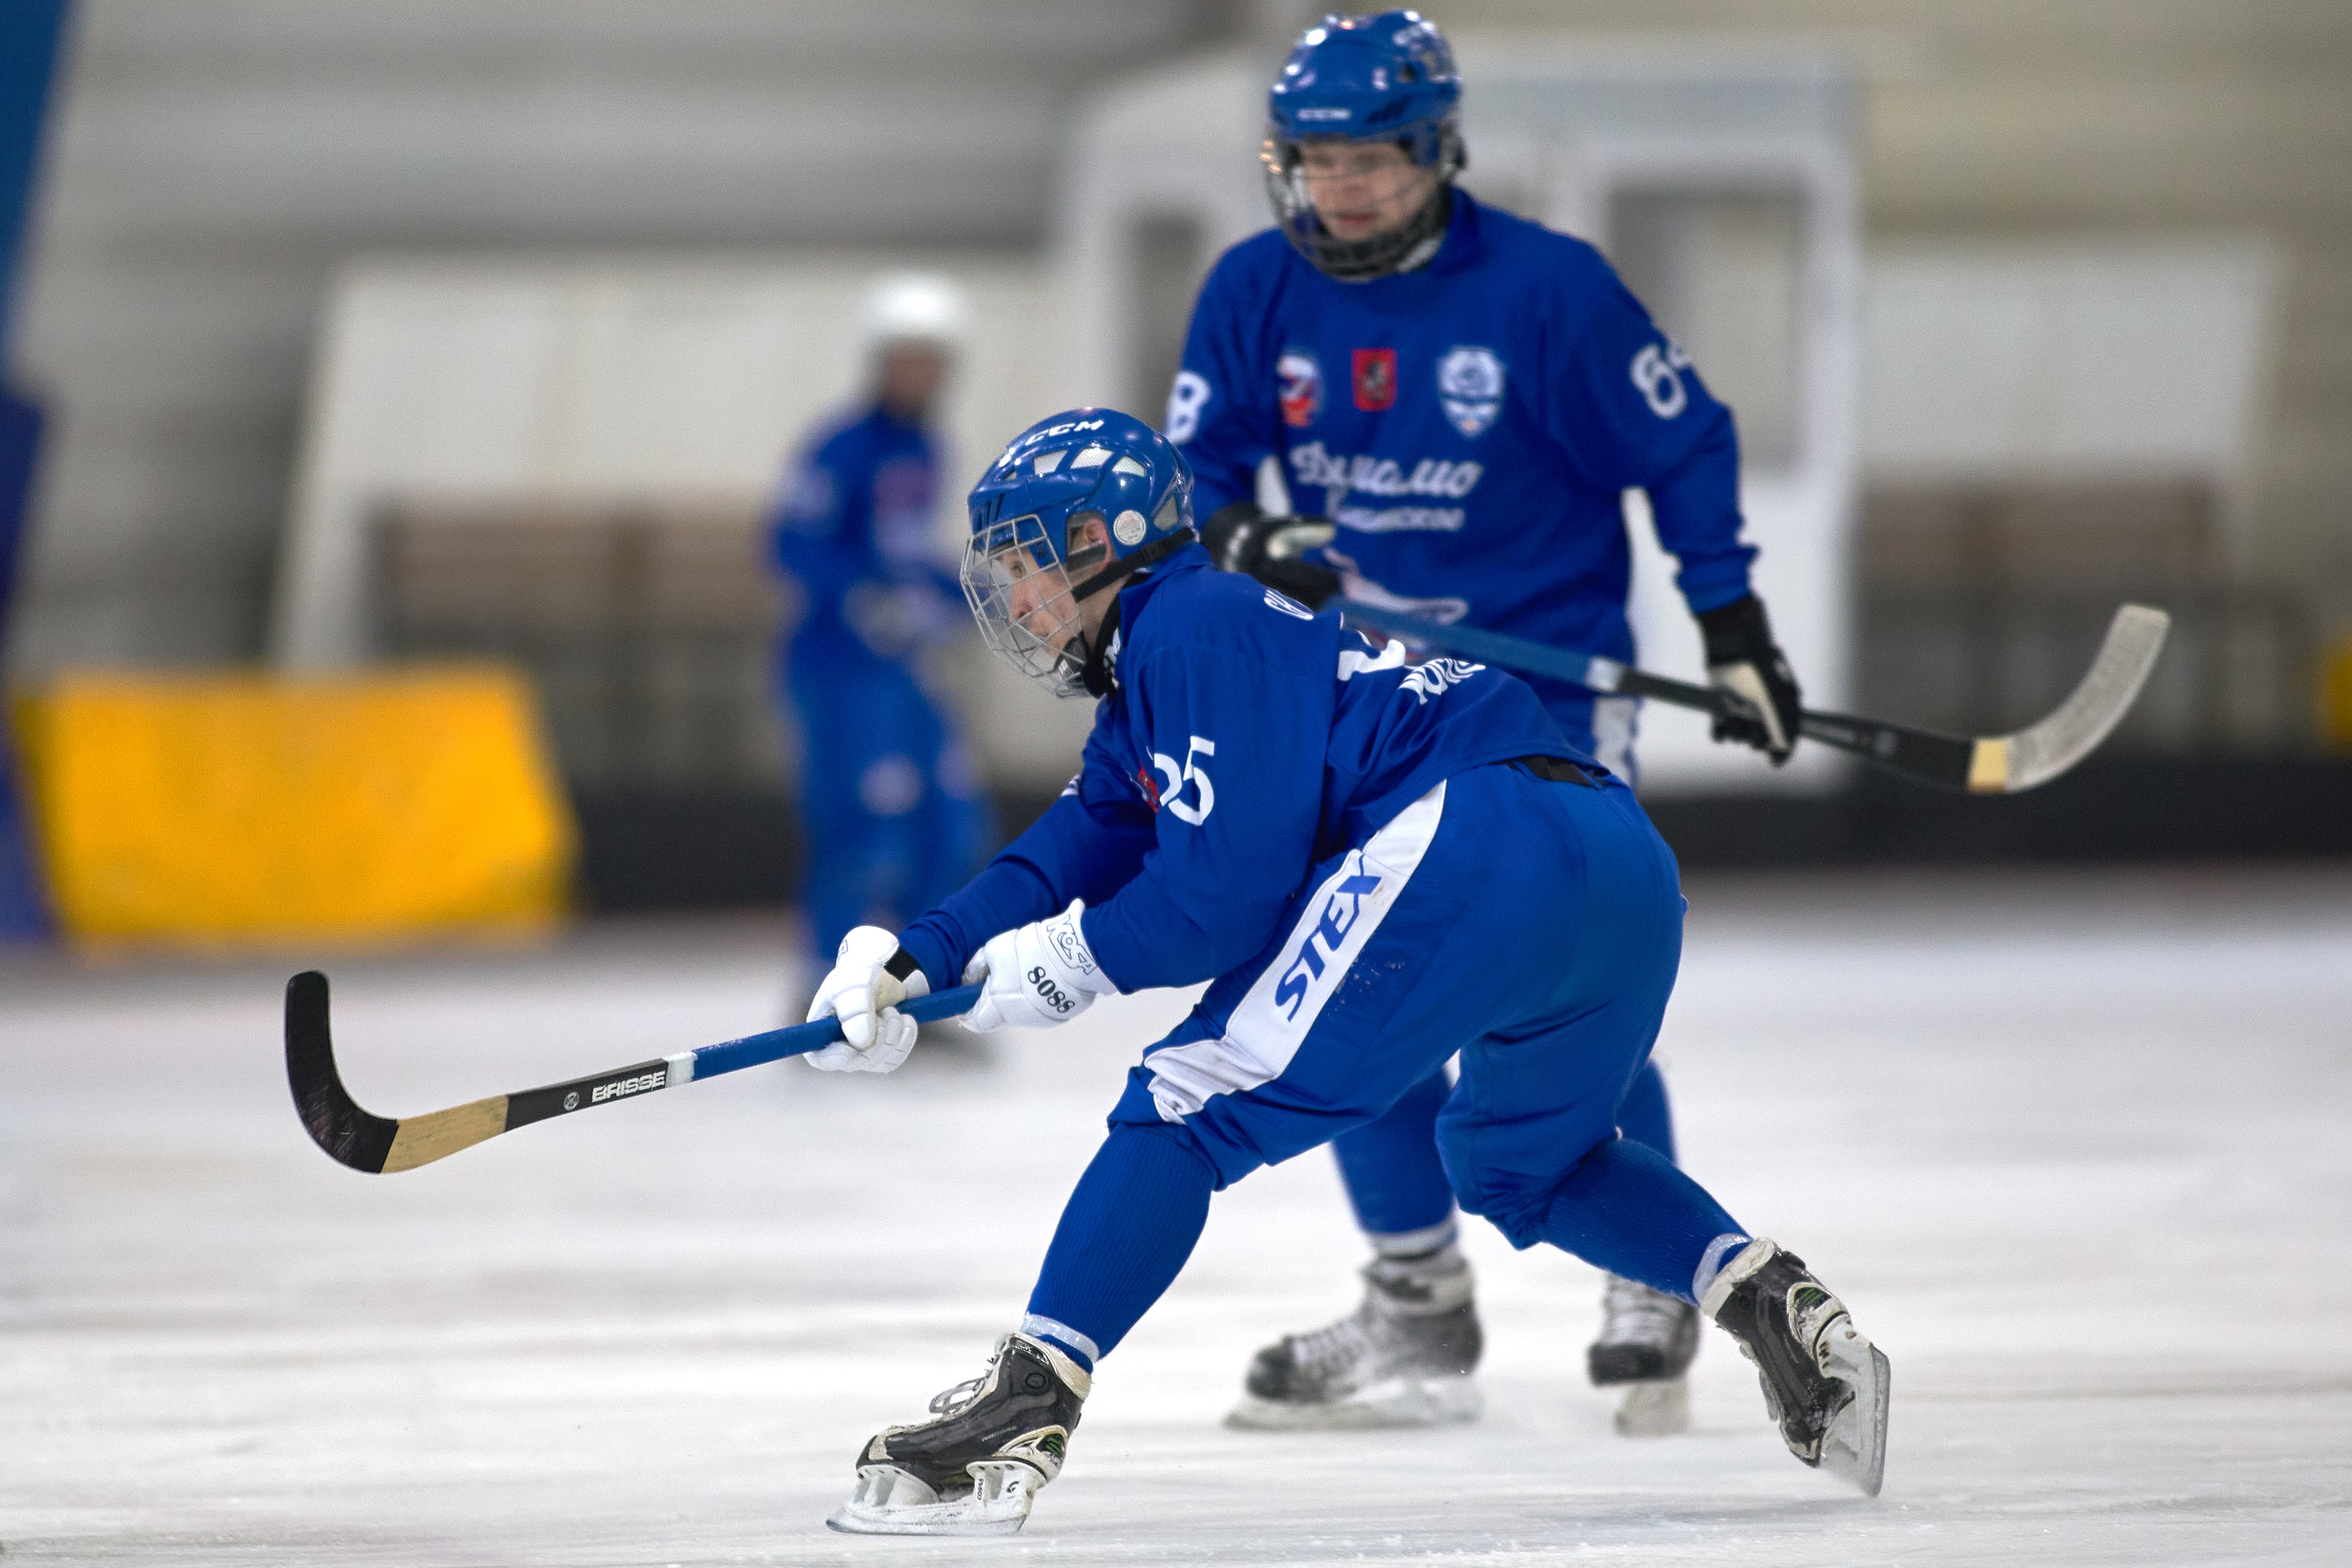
[285,970,982,1173]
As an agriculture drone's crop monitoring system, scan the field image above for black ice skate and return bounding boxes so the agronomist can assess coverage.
[1226,1258,1483,1429]
[1700,1238,1891,1496]
[826,1332,1088,1536]
[1587,1273,1700,1436]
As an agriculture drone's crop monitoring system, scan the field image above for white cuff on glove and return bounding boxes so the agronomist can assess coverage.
[961,899,1116,1035]
[1707,659,1794,755]
[804,925,930,1073]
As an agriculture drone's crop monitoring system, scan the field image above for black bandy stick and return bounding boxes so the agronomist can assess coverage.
[286,970,982,1174]
[1339,601,2169,794]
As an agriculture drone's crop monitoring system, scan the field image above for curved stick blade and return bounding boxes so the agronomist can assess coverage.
[1998,604,2171,792]
[285,971,399,1173]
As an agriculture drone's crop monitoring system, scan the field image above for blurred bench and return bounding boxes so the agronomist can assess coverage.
[1856,480,2312,753]
[374,504,786,793]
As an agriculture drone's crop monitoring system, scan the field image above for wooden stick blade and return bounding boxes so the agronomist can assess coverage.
[284,975,986,1174]
[1993,604,2171,793]
[285,971,401,1174]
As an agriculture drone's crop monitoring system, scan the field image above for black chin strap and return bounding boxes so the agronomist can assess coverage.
[1076,597,1121,698]
[1065,528,1193,698]
[1069,528,1196,605]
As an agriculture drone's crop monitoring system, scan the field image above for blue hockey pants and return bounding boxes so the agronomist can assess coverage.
[1333,695,1677,1243]
[1023,761,1744,1365]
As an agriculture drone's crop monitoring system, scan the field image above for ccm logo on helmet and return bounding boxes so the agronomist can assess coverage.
[996,418,1109,468]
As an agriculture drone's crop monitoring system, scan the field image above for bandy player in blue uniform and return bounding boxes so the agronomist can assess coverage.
[770,274,987,1000]
[1164,11,1807,1433]
[801,409,1887,1535]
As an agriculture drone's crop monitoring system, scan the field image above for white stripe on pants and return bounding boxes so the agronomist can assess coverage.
[1145,781,1449,1123]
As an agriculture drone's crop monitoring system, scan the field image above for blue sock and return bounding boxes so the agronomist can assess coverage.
[1022,1123,1216,1370]
[1332,1065,1458,1237]
[1616,1058,1677,1164]
[1537,1135,1744,1304]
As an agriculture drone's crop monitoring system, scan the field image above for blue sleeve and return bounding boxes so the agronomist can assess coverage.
[1544,274,1758,615]
[896,736,1156,990]
[1167,248,1278,520]
[768,437,870,612]
[1078,644,1326,993]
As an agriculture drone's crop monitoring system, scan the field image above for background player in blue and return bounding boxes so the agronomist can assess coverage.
[1165,10,1807,1435]
[769,274,987,1013]
[799,408,1887,1536]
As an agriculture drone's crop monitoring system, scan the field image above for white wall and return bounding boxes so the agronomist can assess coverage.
[273,255,1094,787]
[1859,238,2280,510]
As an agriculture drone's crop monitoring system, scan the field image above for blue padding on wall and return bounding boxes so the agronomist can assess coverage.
[0,3,71,938]
[0,386,38,637]
[0,387,45,936]
[1,0,72,352]
[0,728,44,939]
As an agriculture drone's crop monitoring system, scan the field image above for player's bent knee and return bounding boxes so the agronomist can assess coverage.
[1105,1076,1243,1187]
[1439,1132,1623,1250]
[1444,1181,1553,1250]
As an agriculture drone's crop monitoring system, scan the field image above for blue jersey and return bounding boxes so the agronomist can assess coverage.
[1169,191,1756,735]
[895,546,1586,996]
[769,401,960,664]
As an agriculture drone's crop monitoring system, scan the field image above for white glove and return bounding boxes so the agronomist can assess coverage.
[961,899,1117,1035]
[804,925,930,1073]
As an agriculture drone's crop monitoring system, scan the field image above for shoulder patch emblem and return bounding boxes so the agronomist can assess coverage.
[1277,347,1323,428]
[1437,346,1505,438]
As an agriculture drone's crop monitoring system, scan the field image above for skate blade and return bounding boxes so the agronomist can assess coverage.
[824,1461,1039,1536]
[1612,1377,1690,1438]
[1816,1323,1891,1497]
[1225,1375,1481,1432]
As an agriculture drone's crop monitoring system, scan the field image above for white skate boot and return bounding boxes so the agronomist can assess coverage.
[826,1332,1088,1535]
[1226,1255,1483,1429]
[1701,1238,1891,1496]
[1588,1273,1700,1436]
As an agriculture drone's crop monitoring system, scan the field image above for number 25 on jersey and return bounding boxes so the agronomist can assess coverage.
[1151,735,1217,826]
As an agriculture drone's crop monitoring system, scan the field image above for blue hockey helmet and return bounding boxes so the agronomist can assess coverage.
[1263,10,1465,281]
[962,408,1196,697]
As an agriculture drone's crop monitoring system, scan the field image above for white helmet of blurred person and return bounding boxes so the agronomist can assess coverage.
[860,272,964,423]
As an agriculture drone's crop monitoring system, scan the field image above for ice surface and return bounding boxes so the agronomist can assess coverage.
[3,864,2350,1565]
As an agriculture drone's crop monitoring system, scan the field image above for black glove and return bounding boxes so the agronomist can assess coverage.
[1697,594,1803,765]
[1199,501,1343,609]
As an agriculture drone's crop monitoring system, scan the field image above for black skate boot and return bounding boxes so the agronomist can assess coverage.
[1700,1238,1890,1496]
[1227,1256,1483,1429]
[826,1332,1088,1535]
[1587,1273,1701,1436]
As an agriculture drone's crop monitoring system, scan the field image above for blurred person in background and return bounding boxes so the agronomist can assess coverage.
[770,273,987,1022]
[1168,11,1805,1436]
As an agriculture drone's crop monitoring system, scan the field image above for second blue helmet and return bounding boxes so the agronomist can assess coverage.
[1263,11,1465,281]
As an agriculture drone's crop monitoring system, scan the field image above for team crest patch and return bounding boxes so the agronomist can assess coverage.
[1276,347,1323,428]
[1437,346,1504,437]
[1352,347,1397,412]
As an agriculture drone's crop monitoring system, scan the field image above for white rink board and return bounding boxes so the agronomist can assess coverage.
[3,866,2350,1565]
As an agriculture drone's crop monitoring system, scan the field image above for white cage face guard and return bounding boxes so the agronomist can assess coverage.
[962,511,1102,699]
[1259,129,1461,282]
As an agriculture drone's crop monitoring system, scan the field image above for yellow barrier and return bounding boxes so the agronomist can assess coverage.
[2323,634,2352,752]
[13,665,575,946]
